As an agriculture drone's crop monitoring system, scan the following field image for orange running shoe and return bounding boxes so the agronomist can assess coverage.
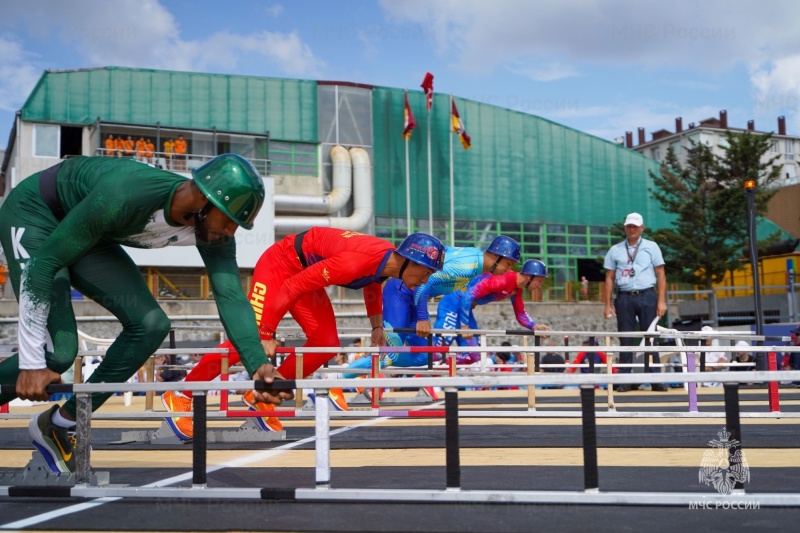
[327,388,350,411]
[242,390,283,432]
[161,390,194,441]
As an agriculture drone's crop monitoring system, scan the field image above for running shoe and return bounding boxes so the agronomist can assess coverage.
[309,388,350,411]
[161,390,193,441]
[421,386,440,401]
[242,390,283,431]
[29,404,75,474]
[356,375,385,401]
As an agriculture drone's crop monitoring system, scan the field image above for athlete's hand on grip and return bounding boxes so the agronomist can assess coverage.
[16,368,62,402]
[370,326,387,347]
[416,319,431,338]
[252,363,294,405]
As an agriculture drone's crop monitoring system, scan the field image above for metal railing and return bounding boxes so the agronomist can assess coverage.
[93,148,270,176]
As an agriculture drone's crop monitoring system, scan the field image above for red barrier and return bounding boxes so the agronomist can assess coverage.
[768,352,780,412]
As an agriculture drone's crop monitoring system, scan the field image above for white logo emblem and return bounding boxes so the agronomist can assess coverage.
[699,428,750,495]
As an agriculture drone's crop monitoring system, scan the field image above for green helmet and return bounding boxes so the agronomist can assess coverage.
[191,154,265,230]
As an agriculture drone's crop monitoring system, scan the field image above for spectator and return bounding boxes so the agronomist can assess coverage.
[580,276,589,300]
[114,135,126,157]
[541,351,565,373]
[730,340,756,376]
[163,138,175,169]
[145,138,155,165]
[104,134,116,157]
[787,325,800,386]
[603,212,668,392]
[699,326,728,387]
[135,137,147,162]
[174,135,187,171]
[154,354,186,382]
[0,260,7,298]
[332,353,349,366]
[567,338,616,374]
[122,135,135,158]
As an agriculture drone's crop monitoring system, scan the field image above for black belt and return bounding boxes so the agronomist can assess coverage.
[38,162,66,221]
[618,287,654,296]
[294,231,308,268]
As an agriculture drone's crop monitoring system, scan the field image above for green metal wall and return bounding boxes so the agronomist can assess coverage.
[372,87,669,229]
[21,67,318,142]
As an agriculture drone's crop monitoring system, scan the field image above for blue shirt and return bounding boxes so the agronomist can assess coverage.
[413,246,484,321]
[603,237,664,291]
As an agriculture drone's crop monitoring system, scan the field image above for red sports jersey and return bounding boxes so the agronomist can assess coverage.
[182,228,396,389]
[257,227,394,337]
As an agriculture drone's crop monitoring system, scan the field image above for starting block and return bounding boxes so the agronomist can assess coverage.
[0,451,109,487]
[113,418,286,445]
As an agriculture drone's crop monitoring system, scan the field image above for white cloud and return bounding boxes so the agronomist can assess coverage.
[549,102,723,143]
[265,4,284,18]
[0,37,43,114]
[1,0,324,77]
[751,56,800,131]
[505,61,581,82]
[379,0,800,74]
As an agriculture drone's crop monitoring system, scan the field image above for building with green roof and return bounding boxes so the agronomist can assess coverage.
[2,66,677,294]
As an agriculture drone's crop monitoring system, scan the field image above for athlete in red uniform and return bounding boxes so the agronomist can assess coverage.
[162,228,445,439]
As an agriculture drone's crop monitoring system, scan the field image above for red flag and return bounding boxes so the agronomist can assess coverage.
[451,99,471,150]
[420,72,434,112]
[402,91,416,141]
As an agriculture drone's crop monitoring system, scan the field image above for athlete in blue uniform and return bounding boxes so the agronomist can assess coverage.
[434,259,550,364]
[342,236,521,380]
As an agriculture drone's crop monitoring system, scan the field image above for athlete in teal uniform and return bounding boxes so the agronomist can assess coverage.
[0,154,290,473]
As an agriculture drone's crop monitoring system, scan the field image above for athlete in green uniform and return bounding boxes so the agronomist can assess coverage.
[0,154,292,473]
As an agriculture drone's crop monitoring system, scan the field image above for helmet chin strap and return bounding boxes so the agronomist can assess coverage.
[490,255,502,274]
[525,276,535,291]
[397,258,411,285]
[184,201,214,241]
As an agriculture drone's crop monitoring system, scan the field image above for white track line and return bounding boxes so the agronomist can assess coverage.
[1,401,443,530]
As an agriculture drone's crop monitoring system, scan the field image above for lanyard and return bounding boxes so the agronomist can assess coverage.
[625,238,641,265]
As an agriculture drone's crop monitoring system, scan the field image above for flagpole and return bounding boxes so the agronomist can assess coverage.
[449,94,455,246]
[427,104,433,234]
[405,129,411,233]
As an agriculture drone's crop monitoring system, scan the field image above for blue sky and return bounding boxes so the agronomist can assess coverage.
[2,0,800,144]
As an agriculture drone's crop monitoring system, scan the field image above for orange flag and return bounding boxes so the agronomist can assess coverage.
[420,72,434,112]
[451,99,471,149]
[402,91,416,140]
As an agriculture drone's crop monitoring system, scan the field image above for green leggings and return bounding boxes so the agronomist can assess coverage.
[0,175,170,417]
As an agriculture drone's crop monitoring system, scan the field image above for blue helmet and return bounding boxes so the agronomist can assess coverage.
[396,233,446,271]
[521,259,548,278]
[486,235,521,263]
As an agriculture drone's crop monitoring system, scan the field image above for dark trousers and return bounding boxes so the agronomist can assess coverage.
[614,289,660,375]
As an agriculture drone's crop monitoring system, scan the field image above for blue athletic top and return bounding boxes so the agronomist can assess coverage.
[412,246,484,321]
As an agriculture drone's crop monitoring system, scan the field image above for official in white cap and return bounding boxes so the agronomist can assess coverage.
[602,212,668,392]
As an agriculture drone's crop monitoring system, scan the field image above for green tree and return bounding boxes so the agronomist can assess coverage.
[648,131,781,289]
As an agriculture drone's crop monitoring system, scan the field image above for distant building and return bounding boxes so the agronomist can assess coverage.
[625,111,800,238]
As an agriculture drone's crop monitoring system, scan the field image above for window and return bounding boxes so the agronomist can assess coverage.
[785,139,794,160]
[771,141,779,154]
[33,124,60,158]
[669,141,681,156]
[270,141,319,176]
[651,147,661,161]
[785,164,796,182]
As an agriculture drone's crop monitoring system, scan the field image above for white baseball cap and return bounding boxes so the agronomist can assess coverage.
[624,212,644,226]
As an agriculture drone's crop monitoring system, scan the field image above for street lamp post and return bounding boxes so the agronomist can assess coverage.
[745,179,764,338]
